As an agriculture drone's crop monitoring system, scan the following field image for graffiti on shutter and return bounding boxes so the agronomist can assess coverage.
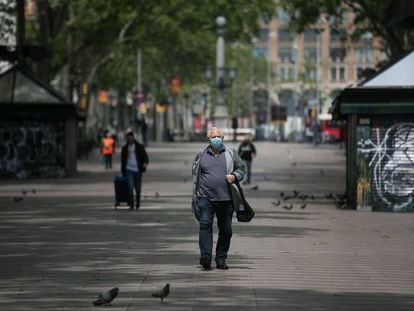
[357,120,414,211]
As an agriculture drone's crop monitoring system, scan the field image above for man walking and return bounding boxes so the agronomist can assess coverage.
[192,127,246,270]
[238,136,257,185]
[121,132,149,210]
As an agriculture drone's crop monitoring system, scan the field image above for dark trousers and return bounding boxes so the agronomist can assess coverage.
[126,169,142,208]
[198,196,233,265]
[242,159,252,184]
[104,154,112,169]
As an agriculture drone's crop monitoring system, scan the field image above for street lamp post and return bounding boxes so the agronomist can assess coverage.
[316,29,321,122]
[292,39,300,137]
[205,16,236,130]
[267,31,276,125]
[214,16,227,128]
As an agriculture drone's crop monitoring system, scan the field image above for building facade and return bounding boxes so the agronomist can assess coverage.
[252,8,386,139]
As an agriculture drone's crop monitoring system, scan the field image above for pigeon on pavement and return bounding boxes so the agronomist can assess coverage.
[155,192,160,198]
[14,197,23,202]
[251,185,258,190]
[32,188,36,194]
[272,200,280,207]
[151,283,170,301]
[282,204,293,210]
[300,204,307,209]
[21,189,26,195]
[93,287,119,306]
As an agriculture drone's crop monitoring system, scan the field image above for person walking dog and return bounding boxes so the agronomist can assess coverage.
[192,127,246,270]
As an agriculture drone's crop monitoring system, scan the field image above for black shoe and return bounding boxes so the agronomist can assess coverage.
[199,256,211,270]
[216,263,229,270]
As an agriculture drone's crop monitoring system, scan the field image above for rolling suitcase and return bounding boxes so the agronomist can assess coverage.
[114,175,129,209]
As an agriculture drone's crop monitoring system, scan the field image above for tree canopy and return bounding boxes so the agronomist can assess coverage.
[19,0,277,91]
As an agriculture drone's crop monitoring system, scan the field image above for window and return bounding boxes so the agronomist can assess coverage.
[330,67,337,82]
[304,47,317,60]
[304,29,317,43]
[258,29,269,42]
[278,67,286,81]
[305,68,317,81]
[339,67,345,81]
[277,8,291,24]
[330,66,346,82]
[288,67,296,81]
[330,48,347,61]
[278,48,294,62]
[278,66,296,82]
[278,28,294,42]
[252,48,268,59]
[330,28,347,43]
[354,48,372,62]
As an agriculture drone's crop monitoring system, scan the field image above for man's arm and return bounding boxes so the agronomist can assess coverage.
[231,149,246,182]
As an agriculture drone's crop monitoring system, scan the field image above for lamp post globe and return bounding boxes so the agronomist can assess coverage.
[215,16,226,28]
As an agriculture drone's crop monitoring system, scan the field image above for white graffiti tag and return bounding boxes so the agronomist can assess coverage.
[358,123,414,210]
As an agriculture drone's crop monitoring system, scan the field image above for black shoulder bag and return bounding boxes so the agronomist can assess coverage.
[234,179,255,222]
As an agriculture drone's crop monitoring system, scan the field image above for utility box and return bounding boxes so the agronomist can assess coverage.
[0,65,84,179]
[331,50,414,211]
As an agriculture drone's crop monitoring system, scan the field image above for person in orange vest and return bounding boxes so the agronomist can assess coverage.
[101,132,115,169]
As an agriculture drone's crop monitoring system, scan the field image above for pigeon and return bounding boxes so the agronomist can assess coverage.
[272,200,280,207]
[282,204,293,210]
[293,190,299,197]
[280,192,285,198]
[14,197,23,202]
[32,188,36,194]
[310,195,316,200]
[300,204,307,209]
[155,192,160,198]
[21,189,26,195]
[283,196,294,201]
[151,283,170,301]
[93,287,119,306]
[251,185,258,190]
[325,193,334,199]
[298,194,309,200]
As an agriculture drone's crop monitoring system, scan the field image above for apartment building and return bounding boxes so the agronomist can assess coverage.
[252,8,386,136]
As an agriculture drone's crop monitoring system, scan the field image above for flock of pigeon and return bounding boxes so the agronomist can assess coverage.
[269,189,347,210]
[13,188,36,202]
[92,283,170,306]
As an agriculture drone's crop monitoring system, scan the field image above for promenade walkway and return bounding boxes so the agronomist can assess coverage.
[0,142,413,310]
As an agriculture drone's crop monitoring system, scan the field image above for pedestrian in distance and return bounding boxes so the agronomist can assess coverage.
[192,127,246,270]
[140,115,148,147]
[121,132,149,210]
[101,132,115,169]
[238,136,256,185]
[231,116,238,142]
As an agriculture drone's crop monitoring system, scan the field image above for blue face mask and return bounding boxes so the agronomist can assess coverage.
[210,137,223,150]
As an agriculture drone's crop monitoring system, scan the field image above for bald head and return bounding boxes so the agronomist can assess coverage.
[207,127,223,139]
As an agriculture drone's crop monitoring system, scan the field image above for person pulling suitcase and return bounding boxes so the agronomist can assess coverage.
[121,132,149,210]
